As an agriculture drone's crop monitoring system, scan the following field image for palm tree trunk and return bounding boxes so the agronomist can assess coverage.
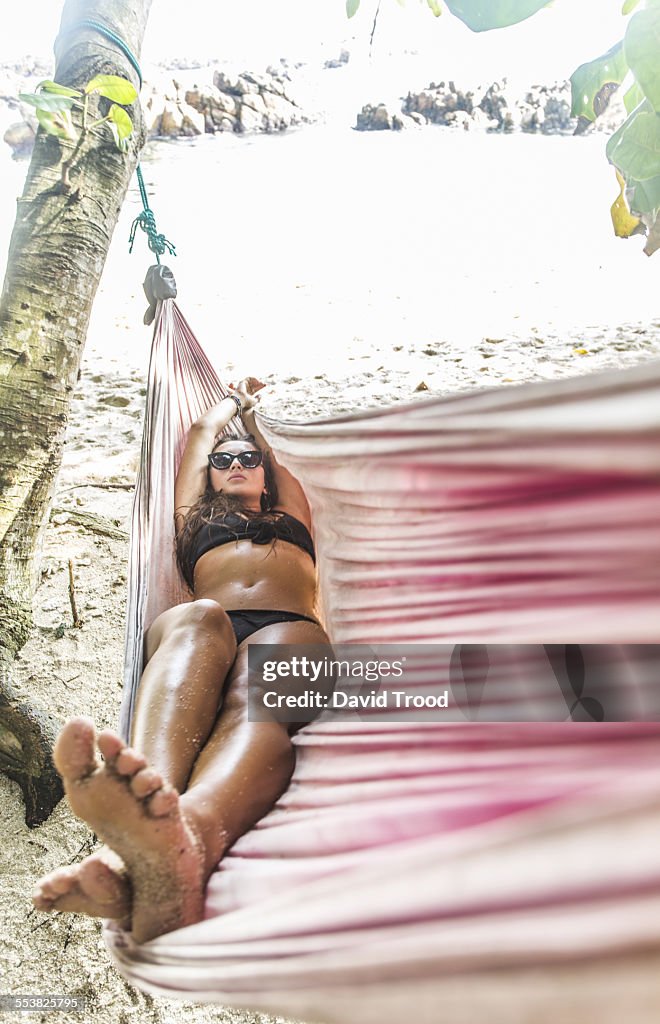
[0,0,152,823]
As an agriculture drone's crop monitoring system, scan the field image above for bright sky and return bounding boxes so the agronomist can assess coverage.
[0,0,629,85]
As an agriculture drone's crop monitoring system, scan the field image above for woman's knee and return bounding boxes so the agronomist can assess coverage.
[145,599,235,661]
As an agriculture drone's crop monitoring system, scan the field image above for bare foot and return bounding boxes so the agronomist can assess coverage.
[36,718,206,943]
[33,847,131,924]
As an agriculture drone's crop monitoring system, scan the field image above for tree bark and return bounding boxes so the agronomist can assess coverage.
[0,0,152,823]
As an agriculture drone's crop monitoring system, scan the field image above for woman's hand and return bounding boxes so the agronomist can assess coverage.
[229,377,265,414]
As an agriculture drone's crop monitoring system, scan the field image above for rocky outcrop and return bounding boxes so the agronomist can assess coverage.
[145,66,312,138]
[357,79,593,135]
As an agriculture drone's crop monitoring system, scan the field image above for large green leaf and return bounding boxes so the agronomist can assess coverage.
[570,42,628,122]
[627,173,660,215]
[624,7,660,112]
[85,74,138,104]
[607,107,660,181]
[346,0,360,17]
[19,92,75,112]
[443,0,551,32]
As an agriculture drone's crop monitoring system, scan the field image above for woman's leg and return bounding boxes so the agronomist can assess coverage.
[130,598,238,791]
[34,614,329,941]
[33,598,238,926]
[179,619,330,878]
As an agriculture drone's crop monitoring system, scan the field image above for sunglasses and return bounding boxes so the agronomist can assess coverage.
[208,450,264,471]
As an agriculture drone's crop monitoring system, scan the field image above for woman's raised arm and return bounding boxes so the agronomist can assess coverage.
[174,397,242,528]
[240,402,312,529]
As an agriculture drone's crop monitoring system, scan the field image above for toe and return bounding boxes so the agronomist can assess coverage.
[130,767,164,799]
[114,747,148,777]
[97,730,124,763]
[32,888,54,911]
[48,867,78,896]
[148,785,179,818]
[53,718,99,782]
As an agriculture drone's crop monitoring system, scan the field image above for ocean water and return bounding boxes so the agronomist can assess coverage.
[1,125,658,380]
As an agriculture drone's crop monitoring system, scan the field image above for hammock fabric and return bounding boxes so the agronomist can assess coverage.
[107,300,660,1023]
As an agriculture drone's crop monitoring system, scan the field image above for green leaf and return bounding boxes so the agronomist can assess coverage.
[443,0,551,32]
[35,107,76,141]
[346,0,360,17]
[624,7,660,112]
[108,103,133,141]
[621,0,641,13]
[624,80,645,113]
[37,80,82,97]
[627,173,660,215]
[606,107,660,181]
[108,121,130,152]
[84,74,138,104]
[570,42,628,122]
[427,0,442,14]
[19,92,75,112]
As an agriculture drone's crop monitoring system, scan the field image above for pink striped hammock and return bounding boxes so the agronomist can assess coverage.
[106,299,660,1022]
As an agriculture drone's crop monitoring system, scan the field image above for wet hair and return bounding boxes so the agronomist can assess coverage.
[175,434,280,592]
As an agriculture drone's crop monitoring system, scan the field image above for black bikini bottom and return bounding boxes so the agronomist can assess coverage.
[226,609,320,646]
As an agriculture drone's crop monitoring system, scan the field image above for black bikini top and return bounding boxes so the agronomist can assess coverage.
[191,511,316,574]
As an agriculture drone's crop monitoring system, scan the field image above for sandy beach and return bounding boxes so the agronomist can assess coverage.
[2,111,660,1023]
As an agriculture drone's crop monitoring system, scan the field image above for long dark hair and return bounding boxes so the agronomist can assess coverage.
[175,434,280,591]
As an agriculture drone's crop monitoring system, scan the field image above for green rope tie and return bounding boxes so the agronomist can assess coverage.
[129,169,177,262]
[59,16,176,264]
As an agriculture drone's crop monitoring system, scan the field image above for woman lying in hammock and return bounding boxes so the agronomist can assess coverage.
[33,379,329,943]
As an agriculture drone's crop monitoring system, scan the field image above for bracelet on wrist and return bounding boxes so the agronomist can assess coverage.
[227,393,243,415]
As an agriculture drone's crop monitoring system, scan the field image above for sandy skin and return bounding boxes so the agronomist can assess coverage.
[33,718,206,943]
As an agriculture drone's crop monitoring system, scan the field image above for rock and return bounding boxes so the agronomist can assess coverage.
[238,101,266,132]
[471,107,497,131]
[215,91,240,116]
[215,115,239,133]
[404,81,474,126]
[236,75,260,96]
[158,99,204,137]
[3,120,35,158]
[447,110,472,131]
[213,70,242,96]
[477,81,510,130]
[406,111,426,127]
[261,91,300,129]
[241,91,268,115]
[355,103,393,131]
[324,49,350,69]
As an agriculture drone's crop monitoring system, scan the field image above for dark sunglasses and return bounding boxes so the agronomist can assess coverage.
[208,450,264,471]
